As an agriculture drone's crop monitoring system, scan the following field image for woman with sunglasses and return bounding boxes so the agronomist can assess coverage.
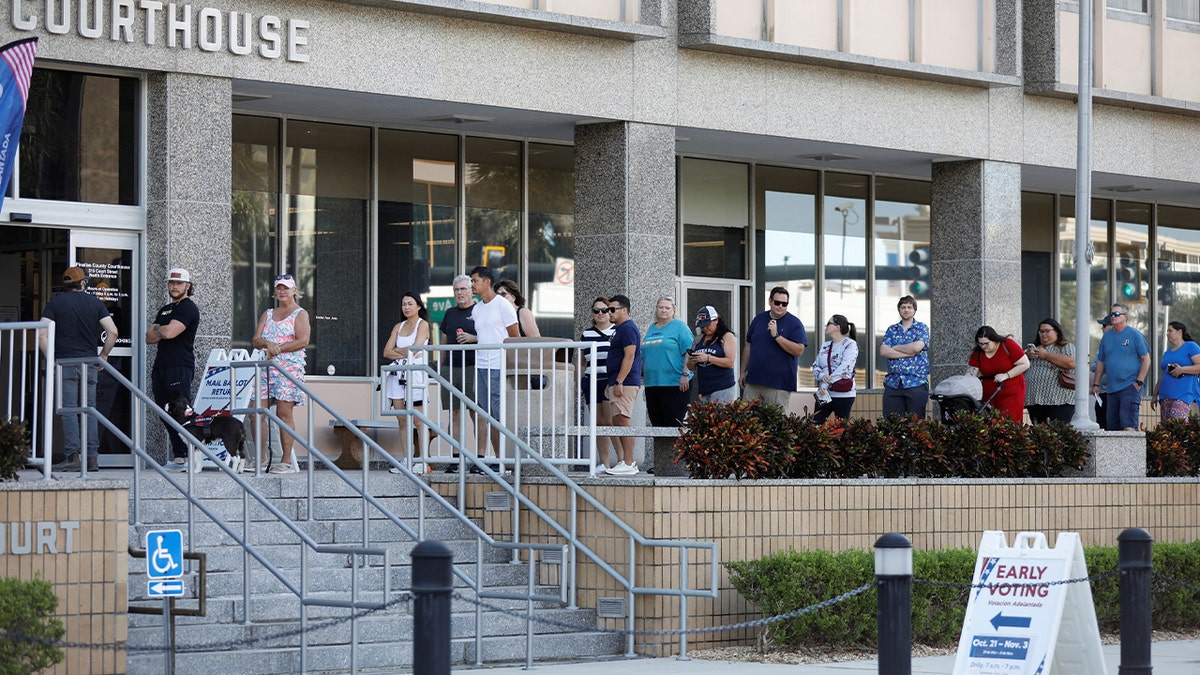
[252,273,310,473]
[1023,318,1076,424]
[495,280,540,337]
[1152,321,1200,421]
[967,326,1030,423]
[384,291,431,473]
[579,297,617,468]
[811,315,858,424]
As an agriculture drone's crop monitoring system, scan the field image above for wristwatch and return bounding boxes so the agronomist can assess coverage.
[1136,379,1144,386]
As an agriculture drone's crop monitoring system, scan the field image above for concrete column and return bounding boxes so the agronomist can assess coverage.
[573,121,677,336]
[929,160,1022,387]
[144,73,232,460]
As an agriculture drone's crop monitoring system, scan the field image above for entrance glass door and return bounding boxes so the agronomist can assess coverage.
[681,282,749,374]
[70,231,140,467]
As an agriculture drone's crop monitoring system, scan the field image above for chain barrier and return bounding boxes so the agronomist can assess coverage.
[1152,571,1200,594]
[914,569,1119,591]
[454,582,877,637]
[1,568,1194,655]
[0,591,413,654]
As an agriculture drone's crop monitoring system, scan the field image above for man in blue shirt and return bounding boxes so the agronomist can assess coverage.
[880,295,930,418]
[1091,303,1150,430]
[604,294,643,475]
[739,286,808,409]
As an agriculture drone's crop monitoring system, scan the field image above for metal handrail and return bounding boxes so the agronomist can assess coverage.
[0,320,55,480]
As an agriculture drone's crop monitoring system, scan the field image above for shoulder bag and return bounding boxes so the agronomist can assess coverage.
[827,342,855,393]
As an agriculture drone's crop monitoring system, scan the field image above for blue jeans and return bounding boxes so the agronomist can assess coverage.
[61,364,100,461]
[1107,384,1142,430]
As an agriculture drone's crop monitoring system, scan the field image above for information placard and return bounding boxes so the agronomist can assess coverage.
[952,531,1106,675]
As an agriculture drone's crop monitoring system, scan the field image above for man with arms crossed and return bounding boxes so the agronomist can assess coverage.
[147,268,201,471]
[604,294,643,476]
[880,294,930,418]
[440,274,479,473]
[740,286,807,409]
[469,266,520,468]
[41,266,119,472]
[1091,303,1151,431]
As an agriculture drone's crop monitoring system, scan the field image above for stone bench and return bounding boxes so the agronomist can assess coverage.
[328,419,395,470]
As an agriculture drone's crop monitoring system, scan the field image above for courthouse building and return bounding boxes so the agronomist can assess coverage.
[2,0,1200,463]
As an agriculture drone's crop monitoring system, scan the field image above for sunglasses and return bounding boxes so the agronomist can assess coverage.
[453,286,471,292]
[497,289,510,297]
[977,342,990,348]
[274,274,293,281]
[771,300,789,307]
[606,307,622,313]
[1109,311,1124,318]
[592,308,609,314]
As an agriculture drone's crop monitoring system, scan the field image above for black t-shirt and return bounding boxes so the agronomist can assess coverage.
[41,290,112,358]
[152,297,200,369]
[440,304,477,367]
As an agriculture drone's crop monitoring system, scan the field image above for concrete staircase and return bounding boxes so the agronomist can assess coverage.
[125,471,622,673]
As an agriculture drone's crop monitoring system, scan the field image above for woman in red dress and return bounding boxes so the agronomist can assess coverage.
[967,326,1031,423]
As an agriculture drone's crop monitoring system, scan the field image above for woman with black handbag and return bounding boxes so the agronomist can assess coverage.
[811,315,858,424]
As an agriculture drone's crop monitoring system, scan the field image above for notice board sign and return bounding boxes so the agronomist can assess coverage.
[952,531,1105,675]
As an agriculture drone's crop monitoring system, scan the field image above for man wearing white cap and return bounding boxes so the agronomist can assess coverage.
[146,268,201,470]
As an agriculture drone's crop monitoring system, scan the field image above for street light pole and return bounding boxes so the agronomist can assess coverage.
[1072,0,1100,431]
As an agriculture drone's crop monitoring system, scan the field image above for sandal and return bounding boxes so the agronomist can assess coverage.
[269,462,298,474]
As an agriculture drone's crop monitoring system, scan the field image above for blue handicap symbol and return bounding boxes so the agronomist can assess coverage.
[146,529,183,579]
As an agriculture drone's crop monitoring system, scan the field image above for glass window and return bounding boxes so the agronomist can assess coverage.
[823,173,869,388]
[1108,0,1148,11]
[20,69,138,205]
[232,115,280,351]
[1155,206,1200,351]
[1167,0,1200,21]
[873,177,931,387]
[378,130,459,353]
[754,165,818,383]
[465,137,522,284]
[1021,192,1057,346]
[1059,197,1112,357]
[680,158,748,279]
[527,143,574,338]
[1114,201,1151,339]
[285,120,371,377]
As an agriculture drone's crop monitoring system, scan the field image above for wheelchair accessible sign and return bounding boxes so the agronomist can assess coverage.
[146,529,185,597]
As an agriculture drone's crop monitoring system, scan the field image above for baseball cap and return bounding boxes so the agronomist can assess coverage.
[1097,315,1112,327]
[63,267,88,284]
[695,306,719,328]
[166,268,191,283]
[274,273,296,289]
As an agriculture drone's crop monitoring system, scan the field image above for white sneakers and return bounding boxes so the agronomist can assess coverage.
[605,461,639,476]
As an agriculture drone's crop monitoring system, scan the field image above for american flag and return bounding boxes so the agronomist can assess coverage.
[0,38,38,110]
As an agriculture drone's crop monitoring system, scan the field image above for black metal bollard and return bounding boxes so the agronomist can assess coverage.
[1118,527,1153,675]
[412,540,453,675]
[874,533,912,675]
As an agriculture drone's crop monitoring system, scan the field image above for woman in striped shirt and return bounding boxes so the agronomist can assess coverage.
[580,296,617,468]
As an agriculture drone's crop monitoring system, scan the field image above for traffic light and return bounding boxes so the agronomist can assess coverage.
[1117,253,1141,300]
[1159,283,1176,306]
[908,245,931,299]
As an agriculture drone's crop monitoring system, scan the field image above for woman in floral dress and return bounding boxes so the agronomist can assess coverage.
[252,273,310,473]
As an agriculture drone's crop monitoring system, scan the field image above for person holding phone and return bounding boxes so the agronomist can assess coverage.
[1152,321,1200,420]
[1023,318,1076,424]
[740,286,808,409]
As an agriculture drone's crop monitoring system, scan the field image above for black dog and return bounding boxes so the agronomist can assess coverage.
[166,397,249,473]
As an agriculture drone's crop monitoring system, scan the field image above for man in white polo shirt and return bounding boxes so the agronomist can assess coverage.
[469,266,520,465]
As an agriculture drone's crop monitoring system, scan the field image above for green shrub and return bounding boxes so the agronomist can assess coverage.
[0,417,30,482]
[728,540,1200,649]
[0,575,65,674]
[675,399,797,479]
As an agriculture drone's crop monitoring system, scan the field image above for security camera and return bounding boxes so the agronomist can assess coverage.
[834,202,855,213]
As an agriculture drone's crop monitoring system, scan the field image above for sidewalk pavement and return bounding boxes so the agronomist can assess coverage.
[473,640,1200,674]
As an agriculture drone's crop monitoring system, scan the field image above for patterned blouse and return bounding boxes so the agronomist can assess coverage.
[1025,342,1075,407]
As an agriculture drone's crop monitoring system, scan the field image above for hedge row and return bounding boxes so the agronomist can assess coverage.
[726,541,1200,649]
[674,399,1091,479]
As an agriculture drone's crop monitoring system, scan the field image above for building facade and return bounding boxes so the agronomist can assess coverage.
[3,0,1199,463]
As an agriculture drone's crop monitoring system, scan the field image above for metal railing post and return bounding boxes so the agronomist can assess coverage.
[875,533,913,675]
[412,540,453,675]
[1118,527,1153,675]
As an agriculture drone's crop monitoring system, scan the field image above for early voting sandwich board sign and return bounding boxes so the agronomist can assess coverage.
[952,531,1106,675]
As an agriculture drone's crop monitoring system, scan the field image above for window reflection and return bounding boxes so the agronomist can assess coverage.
[1155,206,1200,358]
[1058,197,1112,358]
[824,173,869,388]
[21,69,138,205]
[755,166,817,384]
[232,116,280,351]
[681,158,749,280]
[1114,201,1152,344]
[466,138,522,284]
[285,120,371,377]
[874,178,931,387]
[527,143,574,337]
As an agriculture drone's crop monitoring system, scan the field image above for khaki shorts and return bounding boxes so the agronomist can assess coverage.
[606,384,641,419]
[743,383,792,410]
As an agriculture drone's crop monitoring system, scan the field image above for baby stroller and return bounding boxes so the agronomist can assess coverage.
[930,375,1003,422]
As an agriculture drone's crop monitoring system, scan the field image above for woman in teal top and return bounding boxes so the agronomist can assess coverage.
[1152,321,1200,420]
[641,296,695,427]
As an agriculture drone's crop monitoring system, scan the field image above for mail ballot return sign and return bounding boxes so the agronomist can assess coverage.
[952,531,1105,675]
